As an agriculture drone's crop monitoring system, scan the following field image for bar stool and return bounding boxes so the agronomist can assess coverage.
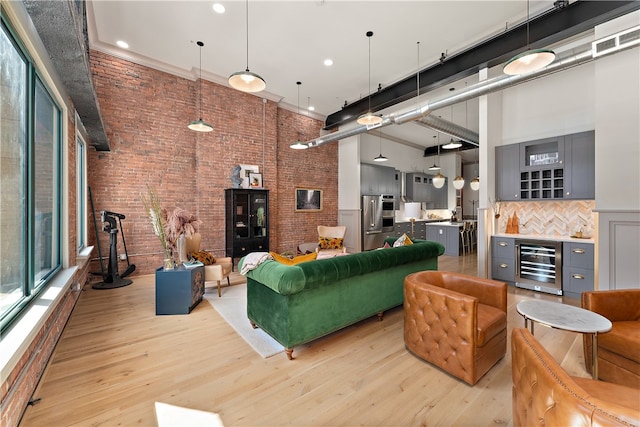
[460,221,472,254]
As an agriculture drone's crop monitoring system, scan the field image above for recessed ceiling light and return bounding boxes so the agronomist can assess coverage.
[323,59,333,66]
[116,40,129,49]
[212,3,225,13]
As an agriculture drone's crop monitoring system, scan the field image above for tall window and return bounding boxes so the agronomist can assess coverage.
[1,17,62,331]
[77,133,87,251]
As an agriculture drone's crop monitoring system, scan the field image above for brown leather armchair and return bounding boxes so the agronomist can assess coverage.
[512,328,640,427]
[404,271,507,385]
[581,289,640,388]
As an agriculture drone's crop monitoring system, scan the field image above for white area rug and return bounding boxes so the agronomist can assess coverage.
[155,402,224,427]
[203,283,284,358]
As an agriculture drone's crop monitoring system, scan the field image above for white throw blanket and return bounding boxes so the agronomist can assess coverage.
[240,252,273,275]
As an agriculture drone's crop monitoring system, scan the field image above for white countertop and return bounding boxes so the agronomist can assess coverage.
[494,233,594,244]
[425,221,464,227]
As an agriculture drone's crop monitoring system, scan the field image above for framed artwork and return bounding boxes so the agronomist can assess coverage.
[239,164,259,189]
[249,172,263,188]
[295,188,323,212]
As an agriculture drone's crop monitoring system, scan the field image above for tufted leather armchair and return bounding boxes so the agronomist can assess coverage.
[404,271,507,385]
[512,328,640,427]
[581,289,640,389]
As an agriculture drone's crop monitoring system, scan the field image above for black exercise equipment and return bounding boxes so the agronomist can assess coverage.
[92,210,134,290]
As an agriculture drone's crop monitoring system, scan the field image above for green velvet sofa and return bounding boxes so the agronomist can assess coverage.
[240,239,444,359]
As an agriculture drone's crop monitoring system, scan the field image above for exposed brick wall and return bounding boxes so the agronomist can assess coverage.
[89,51,338,274]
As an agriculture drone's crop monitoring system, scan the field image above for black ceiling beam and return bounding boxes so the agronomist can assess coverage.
[324,1,640,130]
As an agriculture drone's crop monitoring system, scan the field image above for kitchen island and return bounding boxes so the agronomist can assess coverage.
[425,222,465,256]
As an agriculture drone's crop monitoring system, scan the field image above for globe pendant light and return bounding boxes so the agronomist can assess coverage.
[470,147,480,191]
[453,175,465,190]
[428,135,441,171]
[228,0,266,93]
[290,81,309,150]
[503,0,555,75]
[188,41,213,132]
[357,31,382,126]
[432,172,445,189]
[373,133,388,162]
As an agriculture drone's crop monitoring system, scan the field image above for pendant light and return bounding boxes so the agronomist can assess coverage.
[470,148,480,191]
[188,41,213,132]
[290,81,308,150]
[503,0,555,75]
[373,133,388,162]
[443,105,462,149]
[428,135,440,171]
[432,133,445,189]
[453,96,468,189]
[228,0,266,92]
[357,31,382,126]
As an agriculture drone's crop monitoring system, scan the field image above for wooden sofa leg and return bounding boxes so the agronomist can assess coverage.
[377,312,384,321]
[285,348,294,360]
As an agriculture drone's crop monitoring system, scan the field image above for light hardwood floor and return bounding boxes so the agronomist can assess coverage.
[19,254,589,426]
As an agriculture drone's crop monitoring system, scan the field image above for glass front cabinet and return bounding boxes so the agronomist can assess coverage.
[225,189,269,267]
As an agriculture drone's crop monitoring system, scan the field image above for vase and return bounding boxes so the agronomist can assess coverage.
[177,234,187,262]
[163,257,174,271]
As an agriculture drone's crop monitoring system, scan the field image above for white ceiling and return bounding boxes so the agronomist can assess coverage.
[86,0,561,159]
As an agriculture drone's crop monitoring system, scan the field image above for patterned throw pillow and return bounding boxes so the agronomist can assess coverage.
[270,251,317,265]
[393,233,413,247]
[319,236,344,249]
[189,250,216,265]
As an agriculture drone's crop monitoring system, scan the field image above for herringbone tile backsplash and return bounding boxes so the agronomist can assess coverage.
[496,200,595,237]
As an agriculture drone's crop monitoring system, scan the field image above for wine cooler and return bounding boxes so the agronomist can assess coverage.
[515,240,563,295]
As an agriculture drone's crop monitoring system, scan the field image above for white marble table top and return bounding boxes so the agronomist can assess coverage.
[516,300,612,334]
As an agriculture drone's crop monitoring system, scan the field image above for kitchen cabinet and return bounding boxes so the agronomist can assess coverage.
[225,189,269,267]
[406,173,448,209]
[562,241,594,297]
[496,131,595,201]
[563,131,595,200]
[361,163,397,196]
[491,236,516,282]
[495,144,520,201]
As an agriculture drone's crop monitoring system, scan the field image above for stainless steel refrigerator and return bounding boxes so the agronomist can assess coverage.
[362,195,383,251]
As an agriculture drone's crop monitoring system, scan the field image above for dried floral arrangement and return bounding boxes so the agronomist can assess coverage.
[141,186,202,259]
[165,207,201,253]
[141,186,171,262]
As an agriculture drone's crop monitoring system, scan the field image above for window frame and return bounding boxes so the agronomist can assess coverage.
[0,14,64,332]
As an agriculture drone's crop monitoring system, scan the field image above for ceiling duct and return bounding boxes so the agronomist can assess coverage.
[416,115,479,146]
[302,46,596,148]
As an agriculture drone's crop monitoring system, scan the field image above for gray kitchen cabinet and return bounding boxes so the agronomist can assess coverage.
[495,144,520,201]
[563,131,595,200]
[406,172,430,202]
[491,236,516,282]
[430,178,448,209]
[496,131,595,201]
[360,163,397,196]
[395,221,425,240]
[562,241,594,297]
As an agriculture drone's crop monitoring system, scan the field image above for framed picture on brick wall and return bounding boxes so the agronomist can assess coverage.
[295,188,322,212]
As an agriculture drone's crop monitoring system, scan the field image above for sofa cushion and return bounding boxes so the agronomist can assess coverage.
[270,251,317,266]
[393,233,413,247]
[476,303,507,347]
[599,321,640,363]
